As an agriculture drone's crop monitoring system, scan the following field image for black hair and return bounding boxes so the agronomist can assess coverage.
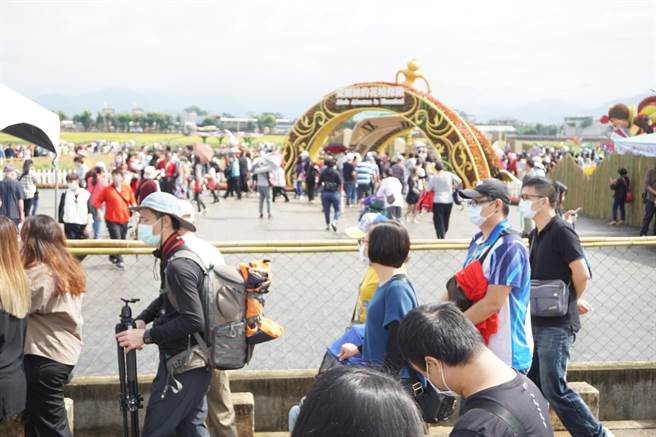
[501,202,510,217]
[618,168,628,176]
[325,159,335,168]
[434,161,444,171]
[111,168,123,176]
[384,168,394,177]
[292,366,424,437]
[66,173,80,182]
[22,159,33,173]
[152,211,181,231]
[398,302,484,370]
[367,221,410,268]
[522,176,558,207]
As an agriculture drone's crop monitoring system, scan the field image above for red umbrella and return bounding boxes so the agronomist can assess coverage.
[324,144,347,154]
[194,143,214,164]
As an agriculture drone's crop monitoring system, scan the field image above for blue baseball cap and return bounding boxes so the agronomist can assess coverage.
[131,192,197,232]
[345,213,388,239]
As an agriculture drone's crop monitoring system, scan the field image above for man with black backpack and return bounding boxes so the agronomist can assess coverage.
[178,201,238,437]
[399,302,553,437]
[115,192,211,437]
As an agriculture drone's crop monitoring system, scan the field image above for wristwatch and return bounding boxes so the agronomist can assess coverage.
[143,329,153,345]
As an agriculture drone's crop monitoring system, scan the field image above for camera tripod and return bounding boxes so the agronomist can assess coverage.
[116,298,144,437]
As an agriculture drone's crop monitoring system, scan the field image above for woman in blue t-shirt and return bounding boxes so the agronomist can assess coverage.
[338,221,418,374]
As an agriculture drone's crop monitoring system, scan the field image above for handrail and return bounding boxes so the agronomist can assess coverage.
[66,237,656,255]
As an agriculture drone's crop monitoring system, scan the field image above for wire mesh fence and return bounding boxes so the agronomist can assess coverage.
[74,240,656,377]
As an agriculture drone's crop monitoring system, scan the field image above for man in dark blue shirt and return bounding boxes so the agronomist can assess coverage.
[0,165,26,227]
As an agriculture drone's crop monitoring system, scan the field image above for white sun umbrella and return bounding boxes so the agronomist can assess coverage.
[0,83,61,216]
[0,83,60,156]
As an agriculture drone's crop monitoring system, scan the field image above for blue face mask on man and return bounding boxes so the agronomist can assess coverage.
[138,218,163,247]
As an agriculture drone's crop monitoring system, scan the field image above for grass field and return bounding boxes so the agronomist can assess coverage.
[0,132,289,170]
[0,131,288,146]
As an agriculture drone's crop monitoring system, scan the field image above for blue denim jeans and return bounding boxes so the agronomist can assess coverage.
[321,191,341,225]
[528,326,607,437]
[611,198,625,222]
[344,182,356,206]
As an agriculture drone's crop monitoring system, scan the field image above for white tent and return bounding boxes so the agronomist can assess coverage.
[0,83,60,156]
[613,133,656,158]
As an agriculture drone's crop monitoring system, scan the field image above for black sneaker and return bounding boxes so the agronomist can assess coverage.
[114,261,126,271]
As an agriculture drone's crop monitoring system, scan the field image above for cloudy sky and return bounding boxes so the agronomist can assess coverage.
[1,0,654,121]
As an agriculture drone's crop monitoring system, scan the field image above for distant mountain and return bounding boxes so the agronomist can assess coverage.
[471,93,651,125]
[35,88,185,116]
[33,88,652,125]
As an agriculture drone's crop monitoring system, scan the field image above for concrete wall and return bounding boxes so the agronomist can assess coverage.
[65,362,655,435]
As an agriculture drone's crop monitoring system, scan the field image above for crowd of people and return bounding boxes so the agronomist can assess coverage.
[498,144,608,179]
[2,138,655,436]
[291,148,464,238]
[289,176,614,436]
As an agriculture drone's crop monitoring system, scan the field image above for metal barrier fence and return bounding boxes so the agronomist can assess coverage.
[69,238,656,376]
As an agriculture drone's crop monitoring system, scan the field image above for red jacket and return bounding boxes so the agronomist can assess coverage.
[93,183,136,224]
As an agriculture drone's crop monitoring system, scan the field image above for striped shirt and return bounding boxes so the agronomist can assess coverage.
[356,161,378,186]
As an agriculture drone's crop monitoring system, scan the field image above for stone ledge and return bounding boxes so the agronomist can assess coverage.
[0,397,74,436]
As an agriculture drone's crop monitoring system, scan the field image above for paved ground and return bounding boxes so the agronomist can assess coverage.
[32,190,656,376]
[36,188,645,241]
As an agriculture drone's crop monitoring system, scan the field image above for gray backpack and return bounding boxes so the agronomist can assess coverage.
[166,250,254,370]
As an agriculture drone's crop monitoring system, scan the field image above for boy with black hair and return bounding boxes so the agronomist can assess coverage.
[399,302,553,437]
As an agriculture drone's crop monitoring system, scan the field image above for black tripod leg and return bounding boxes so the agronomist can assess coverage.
[126,349,140,437]
[116,342,130,437]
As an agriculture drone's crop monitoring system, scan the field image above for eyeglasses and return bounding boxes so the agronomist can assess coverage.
[519,194,544,201]
[464,198,492,207]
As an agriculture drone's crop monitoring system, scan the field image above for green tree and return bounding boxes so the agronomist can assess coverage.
[257,113,277,130]
[55,110,67,121]
[73,110,93,131]
[184,105,208,116]
[200,116,217,127]
[116,113,132,132]
[96,113,107,131]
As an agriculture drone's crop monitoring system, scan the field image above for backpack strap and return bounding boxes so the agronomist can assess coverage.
[166,249,211,350]
[475,229,515,265]
[463,397,526,436]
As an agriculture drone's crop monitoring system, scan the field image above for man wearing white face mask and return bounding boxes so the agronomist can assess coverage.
[521,177,613,437]
[457,179,533,373]
[59,173,92,240]
[399,303,553,437]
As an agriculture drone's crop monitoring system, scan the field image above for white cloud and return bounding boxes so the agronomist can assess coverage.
[0,0,654,117]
